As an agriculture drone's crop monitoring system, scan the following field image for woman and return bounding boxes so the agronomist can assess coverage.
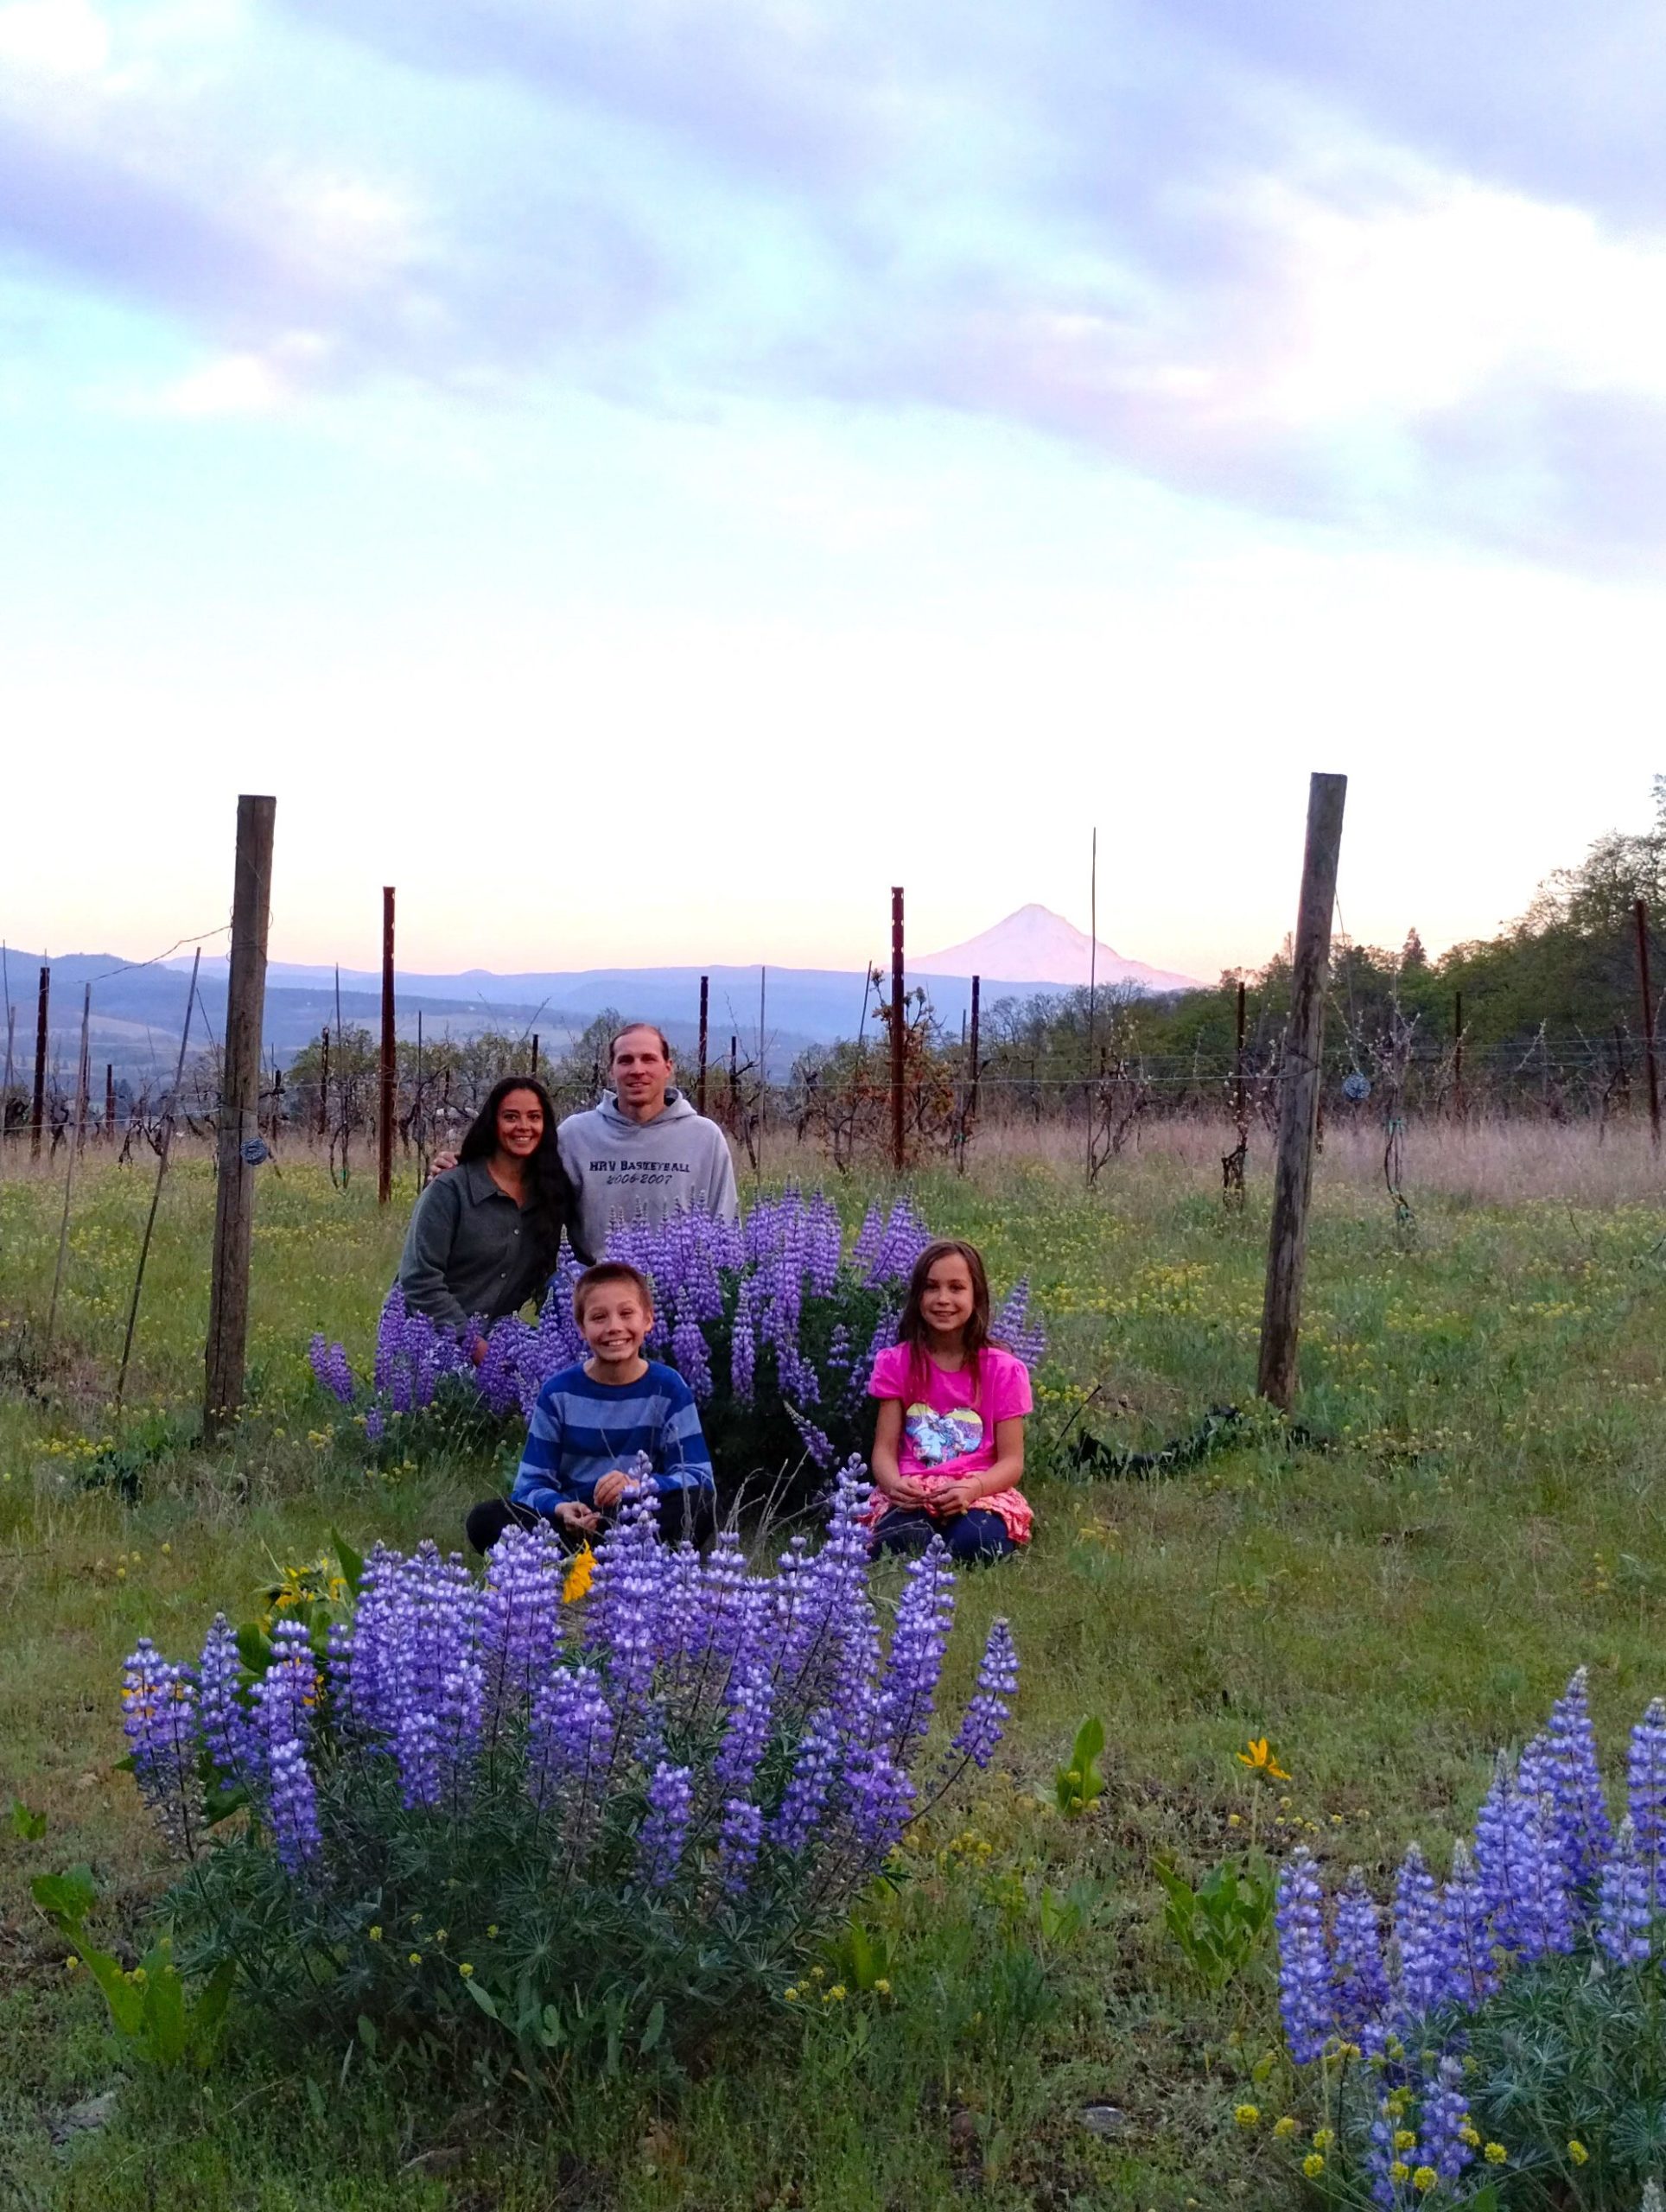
[397,1076,570,1352]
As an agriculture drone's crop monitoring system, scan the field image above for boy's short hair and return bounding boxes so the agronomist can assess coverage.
[572,1260,654,1323]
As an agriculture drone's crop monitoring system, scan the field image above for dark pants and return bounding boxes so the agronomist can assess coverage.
[465,1490,716,1557]
[871,1506,1016,1565]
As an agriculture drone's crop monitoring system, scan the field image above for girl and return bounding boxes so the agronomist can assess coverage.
[867,1239,1033,1564]
[397,1075,571,1356]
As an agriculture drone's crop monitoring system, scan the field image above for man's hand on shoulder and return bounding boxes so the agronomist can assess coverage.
[428,1150,459,1184]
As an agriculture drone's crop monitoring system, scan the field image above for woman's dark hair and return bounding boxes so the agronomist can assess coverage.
[896,1238,993,1407]
[457,1077,569,1262]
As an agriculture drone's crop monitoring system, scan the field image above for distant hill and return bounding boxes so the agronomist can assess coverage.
[2,910,1199,1084]
[917,905,1199,992]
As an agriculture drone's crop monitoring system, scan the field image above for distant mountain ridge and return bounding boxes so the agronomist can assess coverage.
[3,909,1197,1081]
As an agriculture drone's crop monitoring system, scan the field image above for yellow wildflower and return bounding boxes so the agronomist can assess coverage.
[874,1978,892,1997]
[1302,2154,1325,2179]
[562,1546,596,1604]
[367,1926,382,1942]
[1483,2144,1507,2164]
[1567,2141,1588,2166]
[1394,2129,1416,2152]
[1273,2117,1298,2139]
[408,1952,422,1966]
[1237,1738,1291,1780]
[1389,2162,1410,2185]
[784,1986,799,2002]
[1413,2169,1437,2194]
[459,1963,474,1979]
[1312,2129,1335,2153]
[1234,2105,1260,2129]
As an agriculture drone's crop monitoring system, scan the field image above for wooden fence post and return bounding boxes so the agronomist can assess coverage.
[31,964,48,1160]
[204,795,276,1441]
[378,887,396,1203]
[1637,899,1662,1149]
[890,887,906,1173]
[1256,772,1348,1411]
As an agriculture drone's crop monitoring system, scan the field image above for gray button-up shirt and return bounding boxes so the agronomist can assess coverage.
[396,1160,558,1331]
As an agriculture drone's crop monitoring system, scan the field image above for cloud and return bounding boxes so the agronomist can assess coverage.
[7,0,1666,568]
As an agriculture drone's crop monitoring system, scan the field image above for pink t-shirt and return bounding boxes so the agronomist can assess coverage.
[867,1343,1033,1542]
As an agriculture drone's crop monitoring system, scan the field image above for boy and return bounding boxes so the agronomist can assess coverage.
[463,1262,716,1554]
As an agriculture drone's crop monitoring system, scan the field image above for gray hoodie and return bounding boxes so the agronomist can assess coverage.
[556,1088,740,1262]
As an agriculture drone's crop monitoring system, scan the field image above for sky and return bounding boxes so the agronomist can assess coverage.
[3,0,1665,986]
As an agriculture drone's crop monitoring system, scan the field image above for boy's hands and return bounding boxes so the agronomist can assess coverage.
[553,1500,602,1536]
[592,1469,639,1511]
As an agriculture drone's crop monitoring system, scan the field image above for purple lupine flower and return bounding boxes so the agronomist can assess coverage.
[990,1278,1047,1369]
[1415,2056,1477,2186]
[717,1796,764,1897]
[1391,1844,1447,2019]
[770,1707,843,1853]
[1497,1771,1574,1961]
[1544,1667,1612,1889]
[1332,1869,1392,2052]
[1364,2098,1401,2211]
[850,1203,885,1277]
[715,1656,776,1797]
[121,1639,201,1856]
[267,1735,322,1871]
[527,1663,614,1808]
[951,1617,1018,1770]
[843,1738,915,1855]
[729,1283,756,1402]
[584,1489,665,1707]
[1275,1848,1332,2063]
[308,1332,357,1405]
[671,1310,714,1401]
[365,1408,385,1444]
[785,1404,836,1467]
[1628,1698,1666,1919]
[1440,1840,1499,2007]
[1597,1815,1652,1964]
[638,1761,694,1887]
[878,1540,956,1753]
[258,1618,321,1745]
[479,1522,563,1745]
[198,1614,256,1794]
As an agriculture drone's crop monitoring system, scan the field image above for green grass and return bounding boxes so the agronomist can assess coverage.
[3,1139,1665,2209]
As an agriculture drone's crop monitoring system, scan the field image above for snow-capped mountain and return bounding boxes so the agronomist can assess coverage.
[915,905,1199,992]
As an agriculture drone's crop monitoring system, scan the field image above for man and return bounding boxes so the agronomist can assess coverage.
[558,1022,738,1262]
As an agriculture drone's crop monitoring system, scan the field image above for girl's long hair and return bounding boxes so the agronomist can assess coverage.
[896,1238,993,1407]
[457,1075,569,1264]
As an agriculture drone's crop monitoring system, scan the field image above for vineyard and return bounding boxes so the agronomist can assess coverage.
[3,1120,1666,2207]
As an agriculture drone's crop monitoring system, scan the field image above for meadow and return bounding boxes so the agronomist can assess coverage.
[2,1122,1664,2210]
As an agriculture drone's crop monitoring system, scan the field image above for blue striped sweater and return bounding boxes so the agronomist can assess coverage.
[510,1360,714,1516]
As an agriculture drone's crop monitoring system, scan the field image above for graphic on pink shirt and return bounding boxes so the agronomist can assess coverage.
[906,1402,982,1466]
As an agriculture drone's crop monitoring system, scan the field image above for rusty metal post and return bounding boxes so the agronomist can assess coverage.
[1637,899,1661,1149]
[204,795,276,1440]
[105,1063,116,1141]
[1453,992,1465,1122]
[1235,979,1248,1128]
[530,1033,538,1079]
[697,975,709,1116]
[378,887,396,1204]
[1257,772,1347,1411]
[890,886,906,1173]
[31,963,48,1160]
[318,1027,330,1138]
